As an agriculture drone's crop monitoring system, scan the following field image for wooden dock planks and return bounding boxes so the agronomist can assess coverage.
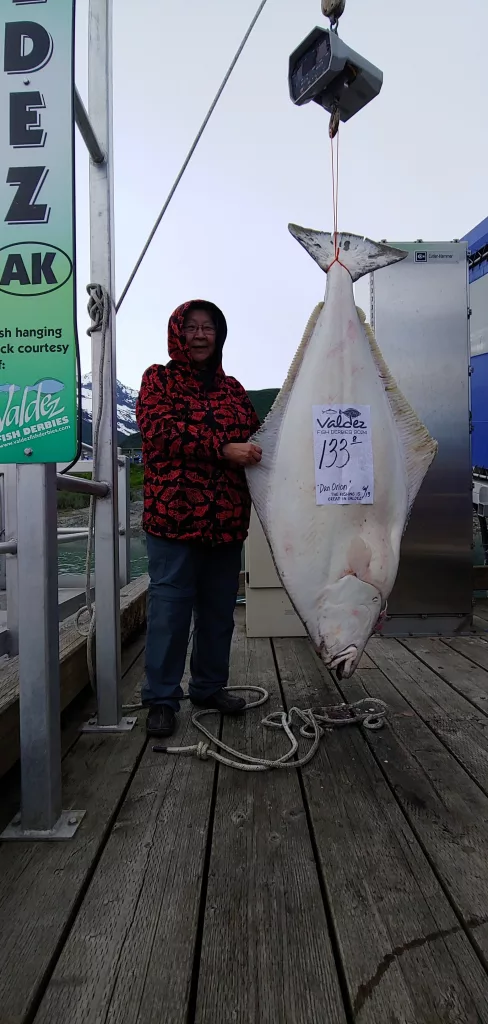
[275,636,488,1024]
[194,631,347,1024]
[35,703,217,1024]
[3,610,488,1021]
[0,637,148,1024]
[346,642,488,973]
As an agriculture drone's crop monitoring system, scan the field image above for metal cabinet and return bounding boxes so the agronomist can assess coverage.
[370,241,472,633]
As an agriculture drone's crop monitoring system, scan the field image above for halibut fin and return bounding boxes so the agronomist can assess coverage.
[246,302,323,537]
[356,306,438,513]
[288,225,407,283]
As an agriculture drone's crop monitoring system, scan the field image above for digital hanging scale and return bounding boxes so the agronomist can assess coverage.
[288,26,383,124]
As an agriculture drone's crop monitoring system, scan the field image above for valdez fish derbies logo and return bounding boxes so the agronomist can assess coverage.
[0,378,68,443]
[316,406,367,430]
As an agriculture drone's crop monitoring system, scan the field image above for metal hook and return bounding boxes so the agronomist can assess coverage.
[329,105,340,139]
[321,0,346,30]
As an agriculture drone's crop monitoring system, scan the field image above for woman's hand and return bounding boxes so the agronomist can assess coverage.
[222,442,262,467]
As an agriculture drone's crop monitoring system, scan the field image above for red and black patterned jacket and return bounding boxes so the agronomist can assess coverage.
[136,299,260,544]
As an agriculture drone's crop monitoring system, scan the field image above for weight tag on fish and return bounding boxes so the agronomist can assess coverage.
[312,404,374,505]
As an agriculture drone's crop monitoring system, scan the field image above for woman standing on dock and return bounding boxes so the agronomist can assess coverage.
[136,300,262,738]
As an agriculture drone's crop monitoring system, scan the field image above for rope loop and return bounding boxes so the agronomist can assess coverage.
[156,688,388,772]
[86,283,110,336]
[363,714,385,731]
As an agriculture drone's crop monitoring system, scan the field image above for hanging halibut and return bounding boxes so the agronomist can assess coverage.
[245,227,438,678]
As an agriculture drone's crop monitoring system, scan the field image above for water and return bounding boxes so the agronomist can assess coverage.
[58,535,246,576]
[58,535,148,578]
[58,531,486,581]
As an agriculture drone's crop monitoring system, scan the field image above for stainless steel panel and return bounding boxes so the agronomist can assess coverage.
[371,241,472,621]
[380,613,474,637]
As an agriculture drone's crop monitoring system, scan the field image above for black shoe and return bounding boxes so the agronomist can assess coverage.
[146,705,176,738]
[190,688,246,715]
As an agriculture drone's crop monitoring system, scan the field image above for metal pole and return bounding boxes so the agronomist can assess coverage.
[5,465,18,657]
[57,533,91,545]
[74,87,105,164]
[1,465,85,841]
[18,464,60,830]
[58,527,91,534]
[87,0,125,730]
[118,453,131,587]
[56,473,109,498]
[0,541,17,556]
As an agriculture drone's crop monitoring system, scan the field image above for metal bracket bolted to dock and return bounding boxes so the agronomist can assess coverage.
[1,810,86,843]
[80,715,137,734]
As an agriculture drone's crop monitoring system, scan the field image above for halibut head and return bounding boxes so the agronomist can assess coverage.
[245,227,438,678]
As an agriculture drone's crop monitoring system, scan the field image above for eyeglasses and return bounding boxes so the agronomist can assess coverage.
[184,324,216,336]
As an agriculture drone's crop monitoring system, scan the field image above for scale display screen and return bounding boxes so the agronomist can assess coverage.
[290,33,332,104]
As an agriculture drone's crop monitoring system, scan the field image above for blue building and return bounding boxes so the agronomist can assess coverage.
[462,217,488,470]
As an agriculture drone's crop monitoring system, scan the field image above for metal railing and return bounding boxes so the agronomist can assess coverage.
[0,0,135,843]
[0,450,131,646]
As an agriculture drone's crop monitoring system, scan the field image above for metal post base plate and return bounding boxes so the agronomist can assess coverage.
[1,809,86,842]
[80,715,137,734]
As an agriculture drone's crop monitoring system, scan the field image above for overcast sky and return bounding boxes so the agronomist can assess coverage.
[73,0,488,393]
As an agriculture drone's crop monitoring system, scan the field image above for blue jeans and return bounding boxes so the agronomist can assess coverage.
[142,534,243,712]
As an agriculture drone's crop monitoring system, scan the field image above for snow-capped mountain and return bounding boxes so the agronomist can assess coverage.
[81,373,138,441]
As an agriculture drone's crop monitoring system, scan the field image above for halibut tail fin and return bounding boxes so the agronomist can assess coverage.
[288,224,407,283]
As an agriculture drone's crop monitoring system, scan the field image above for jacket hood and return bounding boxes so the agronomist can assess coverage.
[167,299,228,374]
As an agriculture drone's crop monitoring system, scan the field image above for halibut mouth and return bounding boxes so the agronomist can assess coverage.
[329,645,358,680]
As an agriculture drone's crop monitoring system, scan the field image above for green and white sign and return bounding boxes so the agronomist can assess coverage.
[0,0,78,464]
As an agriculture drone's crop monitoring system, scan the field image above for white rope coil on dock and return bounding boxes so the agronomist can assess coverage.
[153,688,388,772]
